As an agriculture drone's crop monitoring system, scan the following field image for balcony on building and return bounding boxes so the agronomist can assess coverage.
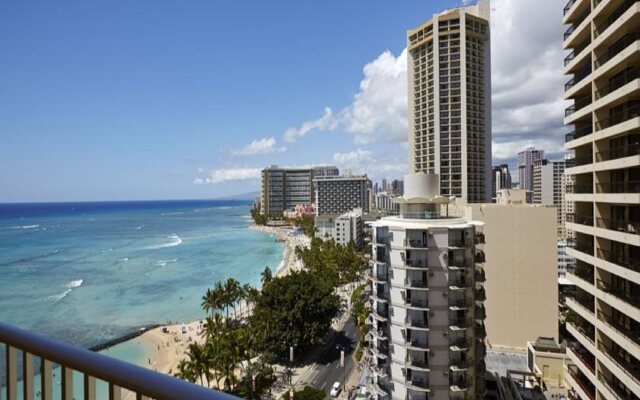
[0,322,237,400]
[450,332,471,351]
[572,262,595,286]
[405,230,429,248]
[597,308,640,347]
[594,31,640,71]
[406,351,429,371]
[597,244,640,273]
[567,339,596,375]
[565,121,593,143]
[406,309,429,329]
[405,257,429,269]
[567,235,594,257]
[474,250,486,264]
[597,276,640,309]
[566,364,596,400]
[406,270,429,289]
[596,141,640,164]
[406,368,429,394]
[598,363,640,400]
[376,246,389,264]
[568,313,596,345]
[405,296,429,310]
[597,337,640,385]
[449,270,469,289]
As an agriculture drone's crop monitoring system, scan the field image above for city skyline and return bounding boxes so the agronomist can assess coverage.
[1,0,566,202]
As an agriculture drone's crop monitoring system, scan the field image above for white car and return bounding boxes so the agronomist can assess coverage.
[330,382,341,397]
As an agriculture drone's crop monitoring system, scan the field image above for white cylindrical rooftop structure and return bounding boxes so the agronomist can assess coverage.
[403,173,440,200]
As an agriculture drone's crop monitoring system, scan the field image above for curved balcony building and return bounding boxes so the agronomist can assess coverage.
[368,173,486,400]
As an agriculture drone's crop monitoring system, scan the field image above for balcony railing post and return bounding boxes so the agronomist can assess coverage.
[85,374,96,400]
[41,359,52,400]
[110,383,122,400]
[23,352,34,400]
[6,344,18,400]
[62,366,73,400]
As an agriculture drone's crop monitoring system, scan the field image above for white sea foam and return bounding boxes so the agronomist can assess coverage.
[161,212,184,216]
[66,279,83,289]
[136,225,144,230]
[49,289,72,301]
[146,234,182,250]
[5,224,40,230]
[218,206,231,210]
[48,279,83,301]
[117,257,129,263]
[155,258,178,267]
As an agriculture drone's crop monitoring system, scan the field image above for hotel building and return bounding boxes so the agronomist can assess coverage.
[407,0,492,203]
[259,165,339,216]
[563,0,640,398]
[314,175,371,215]
[368,173,487,400]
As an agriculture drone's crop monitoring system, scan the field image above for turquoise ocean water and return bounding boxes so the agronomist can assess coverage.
[0,200,283,397]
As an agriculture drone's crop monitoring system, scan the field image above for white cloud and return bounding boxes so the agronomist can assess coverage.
[490,0,568,159]
[232,137,286,156]
[332,148,406,180]
[194,167,262,184]
[332,149,374,167]
[283,107,336,143]
[282,49,407,144]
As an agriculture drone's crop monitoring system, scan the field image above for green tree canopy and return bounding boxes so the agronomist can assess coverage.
[251,270,341,359]
[295,237,366,287]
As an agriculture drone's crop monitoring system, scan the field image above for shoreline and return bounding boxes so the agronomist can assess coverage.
[127,221,310,381]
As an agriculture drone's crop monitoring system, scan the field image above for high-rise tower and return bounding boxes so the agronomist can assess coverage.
[368,173,487,400]
[563,0,640,398]
[407,1,492,203]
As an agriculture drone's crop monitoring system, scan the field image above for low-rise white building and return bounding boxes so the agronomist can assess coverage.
[315,208,363,247]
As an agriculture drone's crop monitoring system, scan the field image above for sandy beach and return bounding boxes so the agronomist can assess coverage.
[130,223,310,384]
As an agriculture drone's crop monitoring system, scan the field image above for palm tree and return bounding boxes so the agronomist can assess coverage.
[261,266,272,286]
[174,359,196,383]
[201,288,218,317]
[225,278,241,319]
[187,342,209,386]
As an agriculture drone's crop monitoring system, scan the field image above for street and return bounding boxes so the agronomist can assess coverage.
[294,318,360,398]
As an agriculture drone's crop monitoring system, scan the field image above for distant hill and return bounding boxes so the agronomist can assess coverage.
[214,190,260,201]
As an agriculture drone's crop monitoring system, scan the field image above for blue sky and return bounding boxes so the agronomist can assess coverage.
[0,0,566,202]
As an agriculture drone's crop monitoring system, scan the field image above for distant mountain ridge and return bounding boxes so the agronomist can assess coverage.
[214,190,259,201]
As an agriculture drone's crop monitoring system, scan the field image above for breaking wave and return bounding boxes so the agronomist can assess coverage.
[146,234,182,250]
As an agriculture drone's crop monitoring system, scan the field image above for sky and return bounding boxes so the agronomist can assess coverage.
[0,0,568,202]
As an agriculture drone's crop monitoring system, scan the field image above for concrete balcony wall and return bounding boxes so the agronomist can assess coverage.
[595,285,640,322]
[595,315,640,361]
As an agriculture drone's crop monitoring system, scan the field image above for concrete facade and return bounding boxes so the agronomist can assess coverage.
[407,0,492,203]
[367,173,487,400]
[563,0,640,398]
[315,208,364,247]
[314,175,371,215]
[466,203,558,351]
[259,165,338,216]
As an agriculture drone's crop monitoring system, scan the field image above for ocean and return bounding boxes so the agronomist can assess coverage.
[0,200,283,360]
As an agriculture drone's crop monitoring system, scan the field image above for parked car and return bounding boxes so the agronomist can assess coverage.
[330,382,341,397]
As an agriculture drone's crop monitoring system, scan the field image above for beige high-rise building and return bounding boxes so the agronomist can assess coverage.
[407,0,492,203]
[563,0,640,398]
[466,202,558,350]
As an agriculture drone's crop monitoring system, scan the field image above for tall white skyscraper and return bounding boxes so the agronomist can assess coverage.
[407,0,492,203]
